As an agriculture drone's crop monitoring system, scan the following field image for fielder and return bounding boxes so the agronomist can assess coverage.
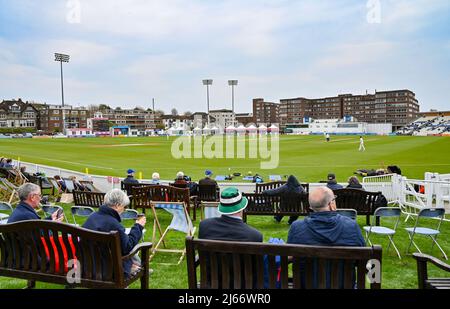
[359,135,365,151]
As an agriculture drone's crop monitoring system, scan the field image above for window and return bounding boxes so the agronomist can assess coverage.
[53,110,60,115]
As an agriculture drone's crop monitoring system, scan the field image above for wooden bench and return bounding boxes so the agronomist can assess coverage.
[186,236,382,289]
[131,185,194,218]
[242,192,310,222]
[413,253,450,289]
[0,220,152,289]
[192,184,220,215]
[333,188,381,225]
[73,190,105,208]
[255,181,310,193]
[121,181,150,196]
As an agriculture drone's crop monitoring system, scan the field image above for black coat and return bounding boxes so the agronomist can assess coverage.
[8,201,49,223]
[199,177,218,187]
[83,205,143,276]
[123,176,139,184]
[263,175,305,195]
[199,215,263,242]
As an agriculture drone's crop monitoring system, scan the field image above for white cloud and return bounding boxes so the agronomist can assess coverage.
[317,41,395,68]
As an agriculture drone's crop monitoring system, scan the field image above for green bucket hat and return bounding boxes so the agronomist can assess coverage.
[218,187,248,215]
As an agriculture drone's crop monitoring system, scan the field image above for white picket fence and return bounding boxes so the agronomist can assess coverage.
[363,173,450,221]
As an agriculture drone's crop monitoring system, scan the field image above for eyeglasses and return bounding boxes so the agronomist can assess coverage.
[329,195,337,204]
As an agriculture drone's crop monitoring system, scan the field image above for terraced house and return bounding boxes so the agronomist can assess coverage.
[0,98,42,130]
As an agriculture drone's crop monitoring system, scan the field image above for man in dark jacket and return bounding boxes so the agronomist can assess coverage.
[326,173,344,190]
[83,189,146,277]
[288,187,365,246]
[199,187,262,242]
[346,176,365,190]
[8,183,64,223]
[123,169,139,184]
[263,175,305,225]
[199,169,218,187]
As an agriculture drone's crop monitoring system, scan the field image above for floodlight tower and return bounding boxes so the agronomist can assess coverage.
[228,80,238,125]
[202,79,213,125]
[54,53,70,134]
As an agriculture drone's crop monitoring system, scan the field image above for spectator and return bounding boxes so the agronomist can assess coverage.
[20,166,31,181]
[151,172,160,184]
[69,175,89,191]
[0,157,5,168]
[326,173,343,190]
[263,175,305,225]
[346,176,365,190]
[174,171,187,185]
[199,169,218,186]
[8,183,64,223]
[53,175,67,192]
[3,158,13,169]
[199,187,262,242]
[123,169,139,184]
[287,187,365,247]
[83,189,146,277]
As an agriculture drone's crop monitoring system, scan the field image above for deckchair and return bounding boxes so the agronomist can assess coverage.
[150,201,196,265]
[200,201,220,220]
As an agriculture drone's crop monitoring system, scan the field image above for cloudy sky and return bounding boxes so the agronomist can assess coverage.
[0,0,449,113]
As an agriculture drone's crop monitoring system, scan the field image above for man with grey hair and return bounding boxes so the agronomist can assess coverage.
[287,187,365,246]
[83,188,146,277]
[8,183,64,223]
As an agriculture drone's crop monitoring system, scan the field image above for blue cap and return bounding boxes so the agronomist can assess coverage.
[205,169,213,176]
[127,169,135,174]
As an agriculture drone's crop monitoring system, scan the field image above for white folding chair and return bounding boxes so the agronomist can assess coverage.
[0,201,13,224]
[405,208,447,260]
[200,201,220,220]
[363,207,402,259]
[150,201,196,265]
[122,209,147,241]
[336,209,357,220]
[70,206,95,226]
[41,204,69,223]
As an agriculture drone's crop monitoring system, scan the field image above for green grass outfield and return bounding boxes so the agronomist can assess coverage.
[1,135,449,182]
[1,135,450,289]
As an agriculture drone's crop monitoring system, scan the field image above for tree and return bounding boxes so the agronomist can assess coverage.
[184,111,192,117]
[155,109,165,116]
[99,104,111,111]
[171,108,178,116]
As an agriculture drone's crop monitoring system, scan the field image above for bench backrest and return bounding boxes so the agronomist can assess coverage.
[186,236,381,289]
[197,184,219,202]
[243,192,310,220]
[121,182,150,196]
[73,191,105,208]
[0,220,125,288]
[132,185,190,210]
[255,181,310,193]
[333,188,380,215]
